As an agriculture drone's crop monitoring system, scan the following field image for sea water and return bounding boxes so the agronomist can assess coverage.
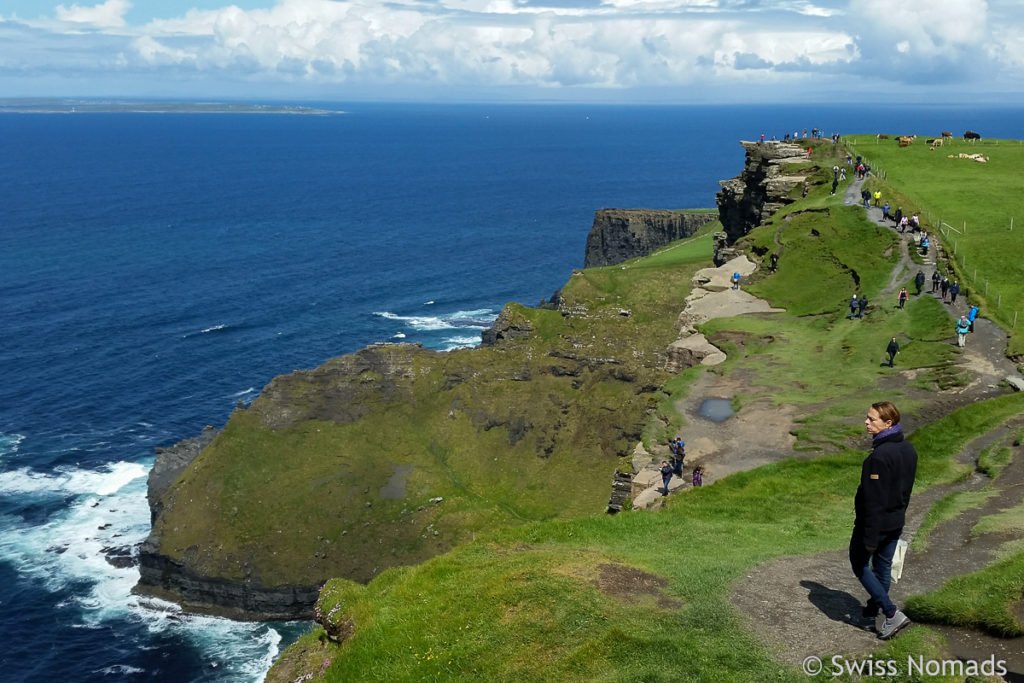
[1,102,1021,681]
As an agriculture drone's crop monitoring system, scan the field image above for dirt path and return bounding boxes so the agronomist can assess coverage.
[725,173,1024,675]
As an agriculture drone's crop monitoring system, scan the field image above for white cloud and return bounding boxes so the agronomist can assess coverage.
[0,0,1020,101]
[56,0,132,28]
[848,0,988,56]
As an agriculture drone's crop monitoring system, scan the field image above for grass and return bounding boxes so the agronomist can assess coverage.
[844,134,1024,354]
[977,429,1021,477]
[254,138,1024,679]
[911,489,998,552]
[152,232,716,585]
[272,391,1024,681]
[905,550,1024,637]
[973,499,1024,537]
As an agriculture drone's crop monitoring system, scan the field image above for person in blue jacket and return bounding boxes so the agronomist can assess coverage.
[956,316,970,347]
[850,401,917,639]
[670,437,685,477]
[968,304,979,332]
[660,461,673,496]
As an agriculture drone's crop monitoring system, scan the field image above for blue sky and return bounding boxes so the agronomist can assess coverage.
[1,0,1022,103]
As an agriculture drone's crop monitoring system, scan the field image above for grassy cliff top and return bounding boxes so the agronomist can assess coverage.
[269,137,1024,681]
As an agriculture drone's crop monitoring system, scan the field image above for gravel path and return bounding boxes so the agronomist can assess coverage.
[728,171,1024,676]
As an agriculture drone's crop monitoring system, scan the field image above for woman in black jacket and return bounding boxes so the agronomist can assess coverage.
[850,401,918,639]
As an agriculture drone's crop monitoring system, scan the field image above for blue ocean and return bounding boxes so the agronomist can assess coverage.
[1,103,1020,681]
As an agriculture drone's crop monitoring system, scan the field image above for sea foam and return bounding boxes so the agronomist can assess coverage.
[0,455,287,682]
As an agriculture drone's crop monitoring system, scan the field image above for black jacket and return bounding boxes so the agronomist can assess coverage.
[854,430,917,548]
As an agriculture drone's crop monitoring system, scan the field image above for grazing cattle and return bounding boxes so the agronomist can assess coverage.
[926,138,943,148]
[964,130,982,141]
[877,134,890,139]
[941,131,953,138]
[897,135,914,147]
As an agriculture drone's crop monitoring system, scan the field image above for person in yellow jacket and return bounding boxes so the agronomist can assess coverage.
[873,190,882,207]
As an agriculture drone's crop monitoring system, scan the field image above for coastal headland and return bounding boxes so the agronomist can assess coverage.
[133,135,1024,680]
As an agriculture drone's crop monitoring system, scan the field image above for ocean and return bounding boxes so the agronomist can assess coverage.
[1,102,1021,682]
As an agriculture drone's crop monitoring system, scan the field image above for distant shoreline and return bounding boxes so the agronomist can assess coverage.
[0,100,344,115]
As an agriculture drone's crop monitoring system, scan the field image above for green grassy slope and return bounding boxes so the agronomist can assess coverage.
[150,230,719,586]
[845,134,1024,354]
[270,141,1024,681]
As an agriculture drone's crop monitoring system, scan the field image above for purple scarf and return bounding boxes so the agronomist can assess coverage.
[872,423,903,445]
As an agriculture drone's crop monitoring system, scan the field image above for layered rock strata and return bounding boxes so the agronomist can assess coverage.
[583,209,716,268]
[715,141,812,264]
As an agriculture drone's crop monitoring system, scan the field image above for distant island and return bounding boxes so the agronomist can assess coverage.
[0,99,344,115]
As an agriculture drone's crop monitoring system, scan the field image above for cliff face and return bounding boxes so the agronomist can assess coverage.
[714,141,812,264]
[135,308,667,619]
[134,146,774,622]
[583,209,717,268]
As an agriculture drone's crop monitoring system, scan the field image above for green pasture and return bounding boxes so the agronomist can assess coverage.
[845,134,1024,354]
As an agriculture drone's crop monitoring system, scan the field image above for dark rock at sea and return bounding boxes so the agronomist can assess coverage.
[583,208,716,268]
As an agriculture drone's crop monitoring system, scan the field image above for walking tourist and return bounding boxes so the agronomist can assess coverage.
[849,401,917,639]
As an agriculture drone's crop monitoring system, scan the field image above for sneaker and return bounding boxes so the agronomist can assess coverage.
[877,610,910,640]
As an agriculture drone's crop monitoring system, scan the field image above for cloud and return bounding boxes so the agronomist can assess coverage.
[56,0,132,28]
[0,0,1020,101]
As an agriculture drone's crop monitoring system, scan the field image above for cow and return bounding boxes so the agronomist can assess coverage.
[941,131,953,138]
[926,138,943,148]
[964,130,982,141]
[877,134,890,139]
[897,135,914,147]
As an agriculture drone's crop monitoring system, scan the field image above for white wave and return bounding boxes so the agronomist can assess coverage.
[373,308,497,332]
[94,664,145,676]
[0,459,286,682]
[392,332,406,339]
[0,432,25,456]
[0,460,148,497]
[441,335,483,351]
[424,300,434,305]
[201,324,228,334]
[373,311,452,331]
[231,387,256,397]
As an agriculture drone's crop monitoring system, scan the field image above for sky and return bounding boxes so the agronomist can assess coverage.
[1,0,1023,103]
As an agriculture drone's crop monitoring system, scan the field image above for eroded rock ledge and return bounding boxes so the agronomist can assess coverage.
[715,141,812,264]
[583,208,717,268]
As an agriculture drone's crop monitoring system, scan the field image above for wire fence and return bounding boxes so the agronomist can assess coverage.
[843,138,1020,331]
[932,217,1019,329]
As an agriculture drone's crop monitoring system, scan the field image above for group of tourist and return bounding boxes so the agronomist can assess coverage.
[758,128,839,143]
[659,437,703,495]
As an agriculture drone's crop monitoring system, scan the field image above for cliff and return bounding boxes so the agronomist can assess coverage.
[134,142,788,621]
[714,141,813,264]
[583,209,717,268]
[134,291,678,618]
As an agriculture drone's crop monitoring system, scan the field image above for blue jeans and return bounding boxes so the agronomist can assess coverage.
[849,527,902,617]
[662,476,672,495]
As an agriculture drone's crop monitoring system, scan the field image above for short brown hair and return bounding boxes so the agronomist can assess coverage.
[871,401,901,425]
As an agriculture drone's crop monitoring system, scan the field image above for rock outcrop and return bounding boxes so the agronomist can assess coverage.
[715,141,812,264]
[583,209,716,268]
[147,426,218,525]
[134,545,320,621]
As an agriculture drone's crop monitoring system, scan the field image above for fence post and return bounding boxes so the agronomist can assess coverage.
[963,220,966,234]
[1015,311,1018,329]
[1011,217,1014,231]
[974,268,977,281]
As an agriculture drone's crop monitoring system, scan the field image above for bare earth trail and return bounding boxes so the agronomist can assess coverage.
[719,172,1024,676]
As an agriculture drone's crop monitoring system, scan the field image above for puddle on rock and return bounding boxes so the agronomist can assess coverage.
[698,399,734,422]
